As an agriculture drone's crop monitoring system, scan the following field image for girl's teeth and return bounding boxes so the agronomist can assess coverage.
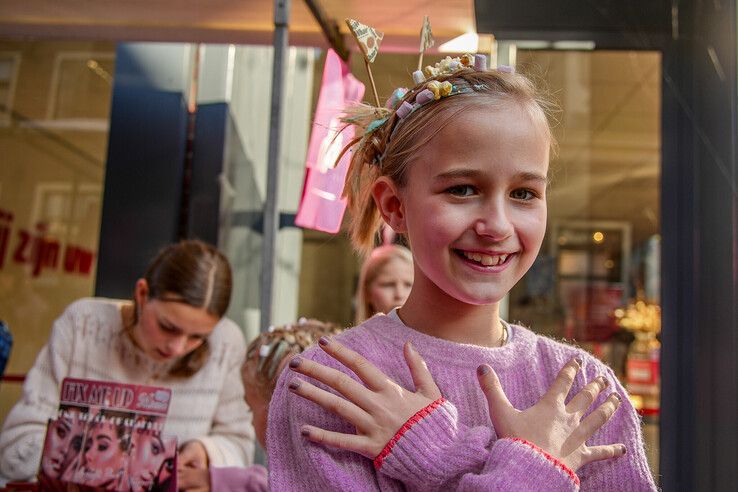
[463,251,509,266]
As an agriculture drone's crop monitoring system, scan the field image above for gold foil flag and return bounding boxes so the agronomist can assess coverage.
[346,18,384,63]
[419,15,435,52]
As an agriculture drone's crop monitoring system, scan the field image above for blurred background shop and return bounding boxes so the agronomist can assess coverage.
[0,1,736,490]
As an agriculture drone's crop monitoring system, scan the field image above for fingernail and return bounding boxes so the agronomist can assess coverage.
[611,392,622,403]
[300,427,310,437]
[598,376,609,388]
[289,357,301,369]
[288,380,301,391]
[406,341,417,355]
[318,336,329,347]
[477,364,490,376]
[574,357,583,367]
[620,444,627,454]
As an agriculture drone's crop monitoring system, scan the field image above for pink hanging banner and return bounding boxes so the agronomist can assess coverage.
[295,49,365,233]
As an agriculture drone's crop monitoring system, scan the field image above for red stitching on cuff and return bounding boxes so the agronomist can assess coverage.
[373,397,446,470]
[509,438,580,487]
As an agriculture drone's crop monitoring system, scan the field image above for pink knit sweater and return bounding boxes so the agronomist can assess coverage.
[267,312,657,491]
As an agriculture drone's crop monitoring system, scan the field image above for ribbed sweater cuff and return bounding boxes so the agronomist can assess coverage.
[374,397,447,470]
[484,438,580,491]
[375,398,490,486]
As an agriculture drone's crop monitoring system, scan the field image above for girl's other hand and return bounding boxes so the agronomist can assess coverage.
[288,338,441,459]
[477,359,626,472]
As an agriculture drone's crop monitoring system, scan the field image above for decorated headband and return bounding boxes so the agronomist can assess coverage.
[344,17,516,166]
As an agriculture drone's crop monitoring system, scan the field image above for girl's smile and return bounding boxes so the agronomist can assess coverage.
[455,249,517,272]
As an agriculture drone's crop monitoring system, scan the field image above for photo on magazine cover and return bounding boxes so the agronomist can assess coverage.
[38,404,89,492]
[127,427,177,492]
[67,409,134,490]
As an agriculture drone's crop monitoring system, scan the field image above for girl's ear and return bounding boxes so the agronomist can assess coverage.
[134,278,149,306]
[372,177,407,233]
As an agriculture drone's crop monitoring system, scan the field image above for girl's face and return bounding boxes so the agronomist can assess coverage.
[367,257,414,315]
[81,424,126,485]
[129,431,167,491]
[132,280,219,361]
[389,102,549,307]
[41,412,85,478]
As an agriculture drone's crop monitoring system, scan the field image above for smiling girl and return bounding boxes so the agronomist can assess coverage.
[268,60,656,490]
[0,240,254,483]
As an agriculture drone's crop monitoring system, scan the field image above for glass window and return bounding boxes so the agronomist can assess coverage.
[512,50,661,477]
[0,40,114,423]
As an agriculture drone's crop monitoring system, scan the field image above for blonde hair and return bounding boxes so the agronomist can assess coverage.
[354,244,413,324]
[342,68,557,256]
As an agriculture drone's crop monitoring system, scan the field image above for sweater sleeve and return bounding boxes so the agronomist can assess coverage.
[209,464,268,492]
[377,399,579,491]
[0,306,75,480]
[195,323,256,467]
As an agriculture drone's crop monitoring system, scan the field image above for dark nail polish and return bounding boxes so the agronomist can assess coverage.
[574,357,583,367]
[288,380,301,391]
[601,377,610,388]
[621,445,627,454]
[301,428,310,437]
[289,357,301,369]
[612,392,622,402]
[477,364,490,376]
[318,336,329,347]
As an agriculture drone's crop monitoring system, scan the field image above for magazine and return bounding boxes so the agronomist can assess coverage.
[37,378,177,491]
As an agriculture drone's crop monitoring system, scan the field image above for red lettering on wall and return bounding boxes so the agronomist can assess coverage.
[0,212,96,277]
[63,245,96,275]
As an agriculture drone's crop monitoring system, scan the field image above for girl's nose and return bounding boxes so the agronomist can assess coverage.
[168,336,188,356]
[474,201,514,239]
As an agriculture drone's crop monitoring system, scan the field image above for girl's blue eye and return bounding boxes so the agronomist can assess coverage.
[447,185,475,197]
[511,188,536,200]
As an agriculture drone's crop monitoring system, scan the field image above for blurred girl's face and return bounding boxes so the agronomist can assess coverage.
[81,424,126,486]
[367,257,414,315]
[132,280,219,362]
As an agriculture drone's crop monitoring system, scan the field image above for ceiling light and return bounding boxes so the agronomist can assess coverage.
[512,40,551,50]
[552,40,596,50]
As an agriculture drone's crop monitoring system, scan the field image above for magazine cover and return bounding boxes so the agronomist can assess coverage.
[37,378,176,491]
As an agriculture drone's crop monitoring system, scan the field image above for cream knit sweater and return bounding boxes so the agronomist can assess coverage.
[0,298,255,481]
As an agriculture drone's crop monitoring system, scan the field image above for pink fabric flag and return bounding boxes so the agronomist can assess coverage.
[295,49,365,233]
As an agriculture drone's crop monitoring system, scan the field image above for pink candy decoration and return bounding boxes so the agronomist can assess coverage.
[415,89,435,105]
[498,64,514,73]
[396,101,413,119]
[474,54,487,71]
